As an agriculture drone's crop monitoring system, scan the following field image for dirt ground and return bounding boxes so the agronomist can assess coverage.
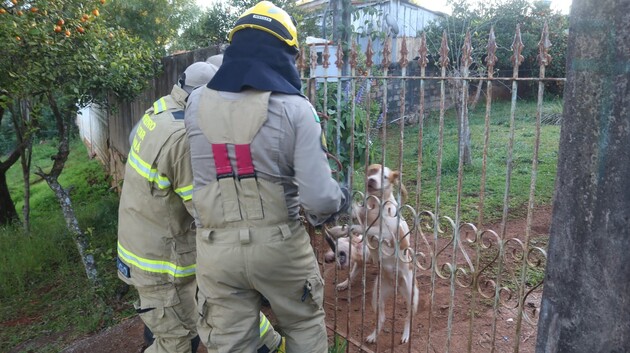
[12,207,550,353]
[318,206,551,353]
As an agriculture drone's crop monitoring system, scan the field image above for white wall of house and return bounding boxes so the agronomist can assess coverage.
[76,104,108,162]
[302,0,443,67]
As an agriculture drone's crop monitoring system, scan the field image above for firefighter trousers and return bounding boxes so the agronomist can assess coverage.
[196,222,327,353]
[137,280,198,353]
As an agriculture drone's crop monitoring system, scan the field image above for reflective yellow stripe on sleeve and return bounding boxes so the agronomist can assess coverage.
[127,150,171,189]
[175,185,193,201]
[259,313,270,337]
[117,241,195,278]
[153,97,168,114]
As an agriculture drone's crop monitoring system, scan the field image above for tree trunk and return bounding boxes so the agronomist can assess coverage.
[0,167,19,225]
[0,106,21,226]
[36,92,100,287]
[19,100,33,231]
[535,0,630,351]
[469,76,484,112]
[40,172,100,286]
[12,99,34,231]
[20,144,32,231]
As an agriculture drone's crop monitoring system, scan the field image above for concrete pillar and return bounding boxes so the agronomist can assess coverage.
[535,0,630,352]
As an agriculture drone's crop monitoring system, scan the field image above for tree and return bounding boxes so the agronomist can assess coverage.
[171,0,320,52]
[170,1,234,51]
[104,0,200,51]
[421,0,568,166]
[425,0,568,93]
[0,0,160,286]
[536,0,630,351]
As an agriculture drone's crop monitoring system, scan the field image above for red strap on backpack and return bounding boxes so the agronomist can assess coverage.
[235,144,255,179]
[212,143,256,179]
[211,144,233,179]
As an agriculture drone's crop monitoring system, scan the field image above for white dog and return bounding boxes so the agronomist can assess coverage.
[325,164,419,344]
[324,225,372,291]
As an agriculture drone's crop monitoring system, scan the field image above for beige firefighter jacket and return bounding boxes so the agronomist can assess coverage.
[185,87,344,233]
[117,85,196,288]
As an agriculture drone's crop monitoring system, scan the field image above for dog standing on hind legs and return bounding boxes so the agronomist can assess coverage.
[326,163,420,343]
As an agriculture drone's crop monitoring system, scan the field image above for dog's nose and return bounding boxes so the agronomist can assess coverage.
[367,179,377,188]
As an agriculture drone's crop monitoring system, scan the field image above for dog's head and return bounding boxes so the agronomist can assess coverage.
[324,237,352,268]
[323,225,363,269]
[366,164,406,202]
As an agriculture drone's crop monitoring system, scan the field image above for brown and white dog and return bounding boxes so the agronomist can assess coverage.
[326,164,419,343]
[323,225,373,291]
[353,164,411,249]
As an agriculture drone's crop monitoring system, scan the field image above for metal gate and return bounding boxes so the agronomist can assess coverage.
[300,23,564,353]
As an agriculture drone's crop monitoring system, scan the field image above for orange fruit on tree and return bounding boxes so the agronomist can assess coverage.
[92,9,99,17]
[57,19,64,26]
[16,36,21,41]
[54,25,62,32]
[17,10,23,16]
[82,13,89,19]
[0,9,6,14]
[30,7,37,13]
[11,0,17,5]
[65,30,71,37]
[100,0,106,4]
[77,26,85,33]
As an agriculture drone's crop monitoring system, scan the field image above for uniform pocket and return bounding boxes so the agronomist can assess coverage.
[196,293,215,349]
[303,272,325,311]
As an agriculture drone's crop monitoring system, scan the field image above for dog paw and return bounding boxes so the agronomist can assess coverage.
[401,326,410,343]
[366,332,377,343]
[336,280,349,291]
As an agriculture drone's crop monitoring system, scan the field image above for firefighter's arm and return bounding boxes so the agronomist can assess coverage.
[164,131,196,216]
[292,102,350,225]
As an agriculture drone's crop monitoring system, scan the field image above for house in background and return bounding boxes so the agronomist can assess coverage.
[298,0,445,66]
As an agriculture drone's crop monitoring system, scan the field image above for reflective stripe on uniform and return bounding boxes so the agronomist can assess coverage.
[127,150,171,189]
[175,185,193,201]
[259,313,270,337]
[153,97,168,114]
[117,241,196,278]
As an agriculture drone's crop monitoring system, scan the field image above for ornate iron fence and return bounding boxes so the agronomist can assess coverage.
[301,23,563,353]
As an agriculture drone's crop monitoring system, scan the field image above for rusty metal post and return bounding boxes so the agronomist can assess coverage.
[535,1,630,352]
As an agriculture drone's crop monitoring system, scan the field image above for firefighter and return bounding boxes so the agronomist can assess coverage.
[117,58,284,353]
[185,2,350,352]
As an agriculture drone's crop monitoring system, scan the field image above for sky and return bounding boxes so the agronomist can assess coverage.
[195,0,573,15]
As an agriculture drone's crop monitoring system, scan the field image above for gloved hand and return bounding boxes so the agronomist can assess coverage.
[336,183,352,214]
[304,183,351,227]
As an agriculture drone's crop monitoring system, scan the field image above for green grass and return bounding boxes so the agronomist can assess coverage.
[0,138,127,353]
[0,99,561,352]
[359,99,561,226]
[328,334,348,353]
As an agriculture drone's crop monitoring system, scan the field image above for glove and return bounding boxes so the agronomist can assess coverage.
[304,183,351,227]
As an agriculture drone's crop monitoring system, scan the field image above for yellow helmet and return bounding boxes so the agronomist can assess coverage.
[228,1,298,50]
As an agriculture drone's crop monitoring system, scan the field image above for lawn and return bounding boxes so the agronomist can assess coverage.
[355,99,561,227]
[0,139,127,353]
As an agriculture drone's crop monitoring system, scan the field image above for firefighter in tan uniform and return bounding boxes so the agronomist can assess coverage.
[185,2,350,352]
[117,59,284,353]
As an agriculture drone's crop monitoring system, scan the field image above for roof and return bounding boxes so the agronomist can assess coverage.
[297,0,447,17]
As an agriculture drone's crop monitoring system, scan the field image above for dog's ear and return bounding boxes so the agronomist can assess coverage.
[390,171,408,204]
[390,170,400,185]
[325,225,351,238]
